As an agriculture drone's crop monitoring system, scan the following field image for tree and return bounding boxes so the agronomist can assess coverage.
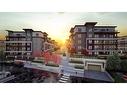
[0,49,6,71]
[106,53,121,71]
[81,49,89,56]
[0,50,5,61]
[69,48,76,55]
[120,60,127,72]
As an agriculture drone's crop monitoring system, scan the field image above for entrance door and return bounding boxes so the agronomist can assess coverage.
[88,64,101,71]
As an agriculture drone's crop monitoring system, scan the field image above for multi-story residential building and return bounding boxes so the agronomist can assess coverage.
[118,36,127,55]
[5,29,55,59]
[68,22,119,56]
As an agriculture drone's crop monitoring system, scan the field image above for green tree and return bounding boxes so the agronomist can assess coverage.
[0,49,5,61]
[106,53,121,71]
[120,60,127,72]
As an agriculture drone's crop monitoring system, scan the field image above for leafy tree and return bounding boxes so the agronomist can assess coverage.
[106,53,121,71]
[120,60,127,72]
[81,49,89,56]
[0,50,5,61]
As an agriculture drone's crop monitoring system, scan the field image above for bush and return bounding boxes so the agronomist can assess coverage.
[109,72,125,83]
[32,60,44,64]
[120,60,127,72]
[106,53,121,71]
[74,65,84,69]
[69,60,83,64]
[45,62,59,67]
[63,53,66,56]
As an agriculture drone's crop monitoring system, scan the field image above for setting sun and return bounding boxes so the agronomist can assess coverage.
[44,15,70,43]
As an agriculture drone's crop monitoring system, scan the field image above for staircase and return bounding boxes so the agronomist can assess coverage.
[58,73,70,83]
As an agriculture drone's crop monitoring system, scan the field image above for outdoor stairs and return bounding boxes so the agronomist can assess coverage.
[58,73,70,83]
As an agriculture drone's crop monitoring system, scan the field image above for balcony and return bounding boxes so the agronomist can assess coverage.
[86,38,118,40]
[5,41,32,43]
[6,35,26,38]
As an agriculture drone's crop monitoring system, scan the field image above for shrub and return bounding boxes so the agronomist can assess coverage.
[63,53,66,56]
[45,62,59,67]
[69,60,83,64]
[32,60,44,64]
[74,65,84,69]
[120,60,127,72]
[106,53,121,71]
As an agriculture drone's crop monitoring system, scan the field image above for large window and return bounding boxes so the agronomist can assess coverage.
[88,40,92,44]
[88,34,92,38]
[88,46,92,50]
[78,40,81,44]
[78,46,82,50]
[78,34,82,38]
[78,28,82,32]
[94,34,99,38]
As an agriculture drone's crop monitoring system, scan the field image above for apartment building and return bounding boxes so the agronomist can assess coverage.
[5,29,55,59]
[118,36,127,55]
[68,22,119,56]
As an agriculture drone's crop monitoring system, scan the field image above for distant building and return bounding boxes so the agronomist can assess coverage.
[5,29,55,59]
[118,36,127,55]
[68,22,119,56]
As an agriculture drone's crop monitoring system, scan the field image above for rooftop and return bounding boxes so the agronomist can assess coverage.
[84,22,97,26]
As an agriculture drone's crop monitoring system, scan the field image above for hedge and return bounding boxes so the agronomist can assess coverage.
[45,62,59,67]
[74,65,84,69]
[69,60,84,64]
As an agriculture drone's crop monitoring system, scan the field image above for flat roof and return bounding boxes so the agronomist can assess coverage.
[84,22,97,26]
[95,26,117,28]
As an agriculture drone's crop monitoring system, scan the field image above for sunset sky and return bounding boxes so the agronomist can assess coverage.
[0,12,127,43]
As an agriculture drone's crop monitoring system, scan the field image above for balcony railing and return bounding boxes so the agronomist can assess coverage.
[86,38,118,40]
[5,41,32,43]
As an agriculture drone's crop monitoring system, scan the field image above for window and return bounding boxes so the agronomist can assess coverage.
[88,34,92,38]
[88,46,92,50]
[88,40,92,44]
[78,40,81,44]
[78,28,82,32]
[36,33,39,36]
[95,46,99,50]
[95,52,98,55]
[22,47,26,51]
[110,35,113,38]
[27,47,31,51]
[27,38,31,41]
[88,28,92,32]
[95,34,99,38]
[78,46,81,49]
[78,34,81,38]
[89,52,92,55]
[94,40,99,44]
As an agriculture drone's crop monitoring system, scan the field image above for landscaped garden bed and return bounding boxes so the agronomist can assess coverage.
[74,65,84,69]
[32,60,44,64]
[69,60,84,64]
[45,62,59,67]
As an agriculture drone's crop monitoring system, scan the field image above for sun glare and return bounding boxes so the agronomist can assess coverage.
[45,16,70,43]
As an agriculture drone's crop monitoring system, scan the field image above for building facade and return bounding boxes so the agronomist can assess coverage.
[68,22,119,56]
[5,29,55,59]
[118,36,127,55]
